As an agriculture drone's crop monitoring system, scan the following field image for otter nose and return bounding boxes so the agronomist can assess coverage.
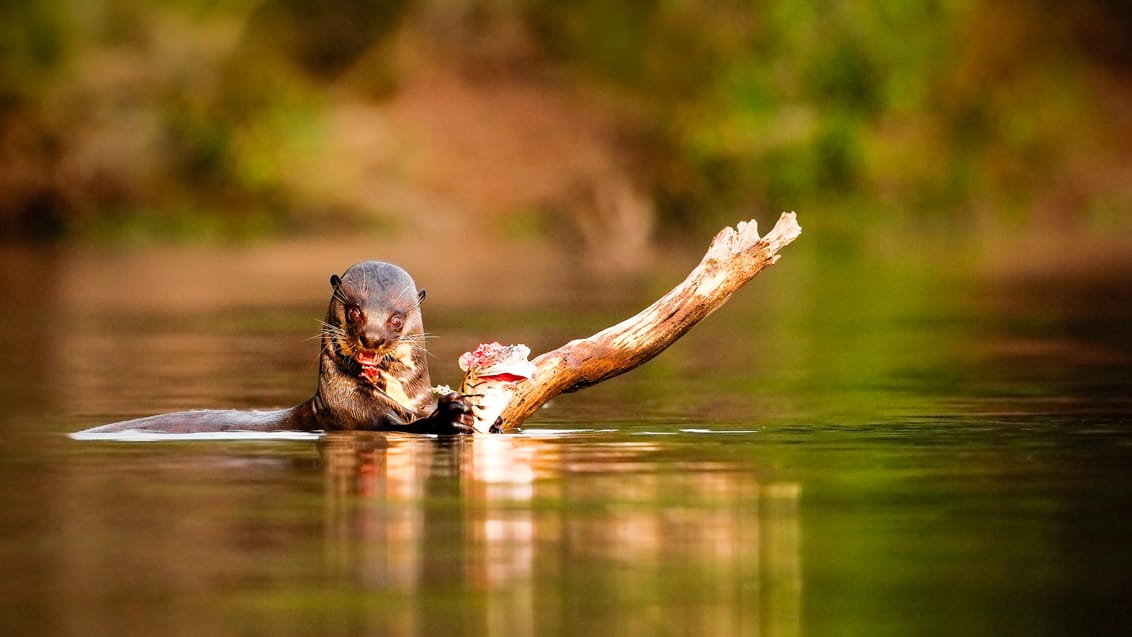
[360,326,388,350]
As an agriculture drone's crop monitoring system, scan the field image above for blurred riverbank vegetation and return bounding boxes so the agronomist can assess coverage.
[2,0,1130,247]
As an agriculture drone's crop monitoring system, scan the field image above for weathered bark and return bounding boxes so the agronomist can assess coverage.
[495,211,802,429]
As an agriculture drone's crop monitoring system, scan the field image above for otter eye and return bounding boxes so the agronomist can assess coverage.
[345,305,363,324]
[388,314,404,332]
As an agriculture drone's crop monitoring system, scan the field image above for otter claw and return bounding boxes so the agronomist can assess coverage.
[436,392,476,435]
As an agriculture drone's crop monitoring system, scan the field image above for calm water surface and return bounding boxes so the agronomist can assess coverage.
[1,233,1130,636]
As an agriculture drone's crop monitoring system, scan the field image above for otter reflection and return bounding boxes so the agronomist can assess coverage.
[317,433,801,636]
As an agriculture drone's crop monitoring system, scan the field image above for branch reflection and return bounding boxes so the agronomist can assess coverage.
[318,432,801,636]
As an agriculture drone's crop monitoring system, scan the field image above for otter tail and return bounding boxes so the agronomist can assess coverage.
[75,407,298,435]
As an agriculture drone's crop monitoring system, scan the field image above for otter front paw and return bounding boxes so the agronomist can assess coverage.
[403,392,475,435]
[436,392,476,434]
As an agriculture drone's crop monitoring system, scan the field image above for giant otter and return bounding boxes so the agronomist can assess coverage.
[78,261,474,435]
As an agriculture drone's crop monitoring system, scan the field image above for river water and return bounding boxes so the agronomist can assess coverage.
[1,226,1130,636]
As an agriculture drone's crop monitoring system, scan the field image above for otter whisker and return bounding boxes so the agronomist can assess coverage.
[318,320,346,333]
[397,337,428,349]
[399,340,434,355]
[397,333,432,346]
[401,344,433,359]
[394,282,426,310]
[317,336,340,359]
[398,340,432,353]
[314,325,347,345]
[394,282,411,304]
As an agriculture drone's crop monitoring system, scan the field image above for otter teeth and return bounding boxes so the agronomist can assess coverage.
[355,351,381,365]
[355,351,383,383]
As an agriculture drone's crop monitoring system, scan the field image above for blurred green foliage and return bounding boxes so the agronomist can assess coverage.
[522,0,1132,229]
[0,0,408,239]
[1,0,1129,240]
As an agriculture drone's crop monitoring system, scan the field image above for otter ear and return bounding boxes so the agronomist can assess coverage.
[418,289,427,305]
[330,274,342,289]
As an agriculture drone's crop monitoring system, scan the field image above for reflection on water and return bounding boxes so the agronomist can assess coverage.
[315,433,801,636]
[2,233,1131,636]
[23,433,800,636]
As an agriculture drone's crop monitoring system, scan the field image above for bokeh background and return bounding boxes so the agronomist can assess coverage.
[4,5,1132,636]
[3,0,1131,253]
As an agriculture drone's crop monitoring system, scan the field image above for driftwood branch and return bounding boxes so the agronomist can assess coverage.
[491,212,802,430]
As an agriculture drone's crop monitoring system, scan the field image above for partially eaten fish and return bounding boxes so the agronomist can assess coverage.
[457,342,537,432]
[355,350,385,384]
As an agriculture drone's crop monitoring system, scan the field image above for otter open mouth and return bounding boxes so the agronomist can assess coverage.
[354,350,385,384]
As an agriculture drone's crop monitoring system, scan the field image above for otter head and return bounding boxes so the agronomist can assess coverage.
[329,262,424,348]
[318,261,433,427]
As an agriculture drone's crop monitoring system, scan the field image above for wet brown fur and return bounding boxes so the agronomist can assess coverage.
[79,261,472,434]
[309,261,435,430]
